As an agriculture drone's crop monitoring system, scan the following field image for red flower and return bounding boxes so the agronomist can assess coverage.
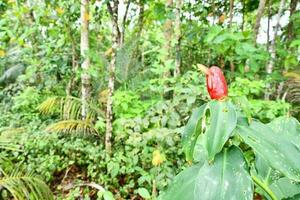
[198,64,228,100]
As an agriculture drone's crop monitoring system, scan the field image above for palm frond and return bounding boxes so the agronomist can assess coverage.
[0,169,53,200]
[45,120,99,135]
[38,96,102,120]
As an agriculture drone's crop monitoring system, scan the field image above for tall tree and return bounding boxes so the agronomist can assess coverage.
[174,0,182,77]
[66,25,78,96]
[120,0,131,45]
[287,0,297,41]
[266,0,271,51]
[253,0,267,43]
[266,0,286,74]
[105,0,120,153]
[241,0,245,30]
[80,0,91,119]
[162,0,173,97]
[228,0,234,28]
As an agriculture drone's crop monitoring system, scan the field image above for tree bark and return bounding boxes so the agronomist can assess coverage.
[66,41,78,96]
[266,0,286,74]
[163,0,173,78]
[253,0,267,43]
[174,0,182,77]
[120,0,131,46]
[229,0,234,28]
[241,0,245,31]
[130,0,144,67]
[80,0,91,119]
[105,0,120,153]
[265,0,286,100]
[266,0,271,51]
[288,0,297,41]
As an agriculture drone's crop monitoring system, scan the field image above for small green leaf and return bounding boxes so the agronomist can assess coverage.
[137,188,151,199]
[103,191,115,200]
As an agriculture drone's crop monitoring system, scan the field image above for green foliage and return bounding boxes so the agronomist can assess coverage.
[161,100,300,199]
[159,147,253,200]
[230,77,291,122]
[0,0,299,199]
[12,87,41,112]
[113,90,150,119]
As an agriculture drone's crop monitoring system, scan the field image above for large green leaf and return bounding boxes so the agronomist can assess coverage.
[203,101,237,160]
[236,119,300,181]
[268,117,300,149]
[252,118,300,199]
[270,177,300,199]
[182,104,207,161]
[158,146,253,200]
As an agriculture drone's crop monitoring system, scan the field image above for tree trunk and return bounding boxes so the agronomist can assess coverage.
[265,0,286,100]
[266,0,271,51]
[174,0,182,77]
[253,0,267,43]
[266,0,286,74]
[163,0,173,80]
[66,41,78,96]
[288,0,297,41]
[105,0,120,153]
[80,0,91,119]
[229,0,234,28]
[120,0,130,46]
[241,0,245,31]
[130,0,144,67]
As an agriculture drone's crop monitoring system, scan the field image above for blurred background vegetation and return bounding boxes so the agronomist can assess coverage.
[0,0,299,199]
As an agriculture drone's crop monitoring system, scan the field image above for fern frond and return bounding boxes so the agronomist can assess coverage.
[45,120,99,135]
[0,169,53,200]
[38,96,102,120]
[38,96,59,115]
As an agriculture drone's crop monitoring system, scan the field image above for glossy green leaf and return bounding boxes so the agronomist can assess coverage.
[270,177,300,199]
[236,120,300,181]
[158,146,253,200]
[137,188,151,199]
[203,101,237,160]
[255,156,282,186]
[268,117,300,149]
[182,104,206,161]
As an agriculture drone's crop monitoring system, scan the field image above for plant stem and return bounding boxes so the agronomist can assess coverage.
[251,175,278,200]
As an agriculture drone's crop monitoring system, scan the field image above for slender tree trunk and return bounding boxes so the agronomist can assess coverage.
[80,0,91,119]
[120,0,130,46]
[288,0,297,41]
[241,0,245,30]
[137,0,144,40]
[265,0,286,100]
[266,0,271,51]
[266,0,286,74]
[163,0,173,79]
[253,0,267,43]
[130,0,144,66]
[229,0,234,28]
[174,0,182,77]
[105,0,120,153]
[66,41,78,96]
